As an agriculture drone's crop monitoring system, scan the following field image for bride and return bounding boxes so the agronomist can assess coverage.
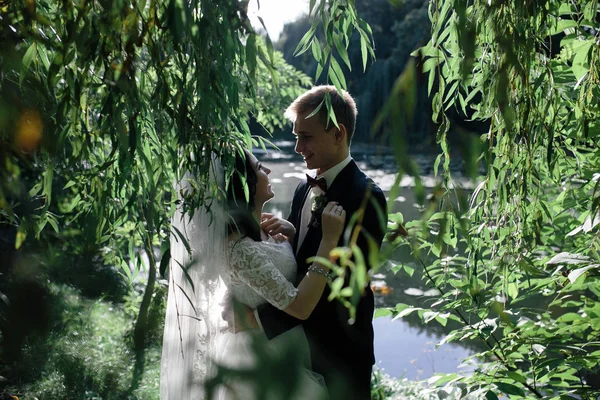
[160,148,345,399]
[210,149,345,399]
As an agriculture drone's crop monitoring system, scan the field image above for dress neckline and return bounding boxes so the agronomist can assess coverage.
[228,233,287,247]
[260,229,271,242]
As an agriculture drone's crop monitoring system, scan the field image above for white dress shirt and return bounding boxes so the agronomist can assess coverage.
[296,154,352,252]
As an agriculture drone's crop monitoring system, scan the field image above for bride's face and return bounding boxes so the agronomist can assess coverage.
[249,153,274,206]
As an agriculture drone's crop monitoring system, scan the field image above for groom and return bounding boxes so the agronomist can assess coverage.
[257,85,388,399]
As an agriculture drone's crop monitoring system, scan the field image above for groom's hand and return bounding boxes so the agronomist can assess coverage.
[261,213,296,242]
[220,291,259,333]
[220,291,235,328]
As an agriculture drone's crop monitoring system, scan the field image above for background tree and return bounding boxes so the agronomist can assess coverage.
[380,0,600,398]
[275,0,433,145]
[0,0,374,396]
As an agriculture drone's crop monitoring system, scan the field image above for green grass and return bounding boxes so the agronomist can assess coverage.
[2,283,164,400]
[2,276,474,400]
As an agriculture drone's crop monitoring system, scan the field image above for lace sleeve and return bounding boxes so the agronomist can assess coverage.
[228,238,298,310]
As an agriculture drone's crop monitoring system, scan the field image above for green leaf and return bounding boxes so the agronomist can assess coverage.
[47,215,59,233]
[351,243,367,290]
[572,41,592,81]
[506,282,519,300]
[431,239,442,257]
[434,312,451,327]
[392,306,423,321]
[311,38,322,63]
[485,390,499,400]
[324,92,339,129]
[63,194,82,213]
[360,36,368,72]
[329,56,347,89]
[22,42,37,70]
[293,24,317,57]
[423,311,438,323]
[175,282,197,313]
[172,225,191,255]
[246,33,257,81]
[568,265,598,283]
[495,382,524,397]
[374,308,392,318]
[506,371,527,384]
[63,180,77,190]
[583,2,596,20]
[558,3,574,15]
[315,62,324,82]
[305,99,324,119]
[556,312,580,323]
[548,252,593,265]
[119,259,133,283]
[15,227,27,249]
[42,166,54,209]
[333,33,351,70]
[309,0,317,15]
[549,18,578,35]
[433,153,443,177]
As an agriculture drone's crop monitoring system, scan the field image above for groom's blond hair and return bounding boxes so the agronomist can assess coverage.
[285,85,357,145]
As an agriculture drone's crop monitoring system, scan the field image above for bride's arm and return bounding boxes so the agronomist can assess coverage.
[229,203,345,321]
[279,202,345,320]
[282,233,338,319]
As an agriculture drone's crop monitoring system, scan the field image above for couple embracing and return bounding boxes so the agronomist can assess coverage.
[162,85,387,400]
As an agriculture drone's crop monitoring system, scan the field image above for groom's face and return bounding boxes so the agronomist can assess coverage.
[293,111,340,175]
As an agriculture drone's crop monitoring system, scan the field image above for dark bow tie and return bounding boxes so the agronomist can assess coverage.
[306,175,327,192]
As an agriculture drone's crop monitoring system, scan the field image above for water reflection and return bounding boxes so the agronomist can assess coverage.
[259,142,476,380]
[374,316,476,380]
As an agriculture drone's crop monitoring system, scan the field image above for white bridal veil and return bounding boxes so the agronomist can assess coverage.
[160,160,228,399]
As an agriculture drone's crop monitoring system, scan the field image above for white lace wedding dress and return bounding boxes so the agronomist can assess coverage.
[212,235,327,400]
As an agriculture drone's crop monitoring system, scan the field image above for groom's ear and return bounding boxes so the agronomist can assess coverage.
[335,124,348,145]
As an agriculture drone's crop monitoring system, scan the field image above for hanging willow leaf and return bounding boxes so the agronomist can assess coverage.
[548,252,594,265]
[568,265,599,283]
[246,33,258,82]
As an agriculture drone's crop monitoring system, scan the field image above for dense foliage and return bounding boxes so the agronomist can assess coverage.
[0,0,375,396]
[275,0,434,145]
[378,0,600,398]
[4,0,599,398]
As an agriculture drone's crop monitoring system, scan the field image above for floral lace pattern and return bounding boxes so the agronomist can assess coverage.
[226,236,298,310]
[162,172,229,398]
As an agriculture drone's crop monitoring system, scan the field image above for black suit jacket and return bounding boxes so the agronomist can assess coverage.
[256,160,388,387]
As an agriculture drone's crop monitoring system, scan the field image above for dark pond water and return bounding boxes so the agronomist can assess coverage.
[257,141,478,380]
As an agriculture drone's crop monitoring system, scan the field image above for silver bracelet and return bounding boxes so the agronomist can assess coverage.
[308,265,331,279]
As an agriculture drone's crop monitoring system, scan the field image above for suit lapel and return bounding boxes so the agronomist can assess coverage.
[292,182,311,252]
[296,161,358,260]
[325,160,358,201]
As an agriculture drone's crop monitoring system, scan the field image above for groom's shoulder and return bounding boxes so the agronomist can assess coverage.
[350,163,384,195]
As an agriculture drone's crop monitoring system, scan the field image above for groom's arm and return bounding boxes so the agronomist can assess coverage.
[361,183,388,258]
[346,183,388,283]
[256,301,302,339]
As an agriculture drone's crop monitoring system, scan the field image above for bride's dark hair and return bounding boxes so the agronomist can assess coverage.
[226,149,261,241]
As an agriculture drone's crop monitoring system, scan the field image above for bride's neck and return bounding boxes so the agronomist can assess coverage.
[252,204,264,227]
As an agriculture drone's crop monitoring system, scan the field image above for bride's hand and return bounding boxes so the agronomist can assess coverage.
[321,202,346,244]
[261,213,296,240]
